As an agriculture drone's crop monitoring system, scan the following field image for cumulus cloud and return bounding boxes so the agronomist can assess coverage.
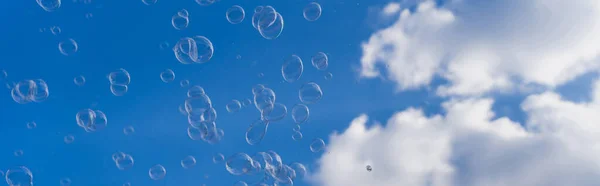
[360,0,600,96]
[313,81,600,185]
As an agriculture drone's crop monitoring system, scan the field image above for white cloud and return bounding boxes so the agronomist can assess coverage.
[360,0,600,96]
[313,83,600,185]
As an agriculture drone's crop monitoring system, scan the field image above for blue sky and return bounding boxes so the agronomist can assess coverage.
[3,0,600,186]
[0,0,443,185]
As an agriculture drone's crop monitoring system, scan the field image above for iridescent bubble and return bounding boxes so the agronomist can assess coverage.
[257,10,284,40]
[36,0,61,12]
[142,0,156,5]
[195,0,215,6]
[64,135,74,144]
[298,82,323,104]
[225,153,255,175]
[311,52,328,70]
[180,79,190,87]
[261,103,287,122]
[226,5,245,24]
[14,150,23,157]
[110,84,128,96]
[149,164,166,180]
[60,177,71,186]
[115,154,134,170]
[74,75,85,86]
[26,121,36,129]
[292,131,303,141]
[181,155,196,169]
[108,68,131,85]
[303,2,322,21]
[281,55,303,83]
[123,126,135,135]
[246,119,269,145]
[172,14,189,30]
[173,36,214,64]
[309,138,325,152]
[160,69,175,83]
[59,38,78,56]
[291,104,309,124]
[226,100,242,113]
[213,153,225,163]
[50,26,61,35]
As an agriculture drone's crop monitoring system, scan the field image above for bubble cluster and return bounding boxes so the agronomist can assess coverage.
[173,36,214,64]
[183,85,224,144]
[172,9,189,30]
[108,68,131,96]
[251,6,284,40]
[76,108,108,132]
[11,79,50,104]
[112,152,134,170]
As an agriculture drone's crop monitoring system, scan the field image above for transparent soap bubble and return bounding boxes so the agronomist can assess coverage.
[64,135,75,144]
[309,138,325,152]
[303,2,322,21]
[246,119,269,145]
[225,153,255,175]
[292,131,303,141]
[291,104,309,124]
[74,75,85,86]
[298,82,323,104]
[59,38,78,56]
[142,0,157,5]
[281,55,303,83]
[226,99,242,113]
[212,153,225,163]
[311,52,328,70]
[149,164,166,180]
[160,69,175,83]
[123,126,135,135]
[181,156,196,169]
[36,0,61,12]
[5,166,33,186]
[226,5,245,24]
[261,103,287,122]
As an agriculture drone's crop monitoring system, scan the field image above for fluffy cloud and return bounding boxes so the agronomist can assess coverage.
[360,0,600,96]
[313,80,600,185]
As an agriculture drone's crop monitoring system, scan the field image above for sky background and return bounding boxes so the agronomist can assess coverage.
[0,0,440,185]
[0,0,598,186]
